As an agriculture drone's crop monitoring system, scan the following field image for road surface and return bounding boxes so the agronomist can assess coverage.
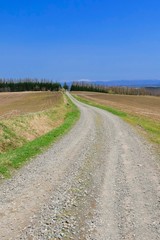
[0,93,159,239]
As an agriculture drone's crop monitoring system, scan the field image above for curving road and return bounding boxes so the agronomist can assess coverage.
[0,93,159,239]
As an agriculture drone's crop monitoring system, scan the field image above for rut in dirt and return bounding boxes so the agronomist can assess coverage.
[0,93,159,240]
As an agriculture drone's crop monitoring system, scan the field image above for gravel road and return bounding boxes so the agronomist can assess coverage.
[0,93,159,240]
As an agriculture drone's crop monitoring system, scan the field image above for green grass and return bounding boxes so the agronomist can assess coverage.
[73,94,160,146]
[0,96,80,178]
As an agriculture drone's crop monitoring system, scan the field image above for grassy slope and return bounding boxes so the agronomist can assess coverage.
[0,95,80,178]
[0,92,65,153]
[73,94,160,146]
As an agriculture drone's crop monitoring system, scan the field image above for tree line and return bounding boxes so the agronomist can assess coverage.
[0,79,62,92]
[70,82,160,96]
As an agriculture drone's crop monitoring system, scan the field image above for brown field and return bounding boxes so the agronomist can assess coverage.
[73,91,160,122]
[0,91,62,118]
[0,91,67,153]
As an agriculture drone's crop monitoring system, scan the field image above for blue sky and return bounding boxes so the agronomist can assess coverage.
[0,0,160,81]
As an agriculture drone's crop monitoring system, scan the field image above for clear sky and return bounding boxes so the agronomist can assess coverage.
[0,0,160,81]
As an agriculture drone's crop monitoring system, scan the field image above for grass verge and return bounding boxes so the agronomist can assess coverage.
[73,94,160,146]
[0,96,80,178]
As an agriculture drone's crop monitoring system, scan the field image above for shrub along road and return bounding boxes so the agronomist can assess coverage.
[0,93,159,239]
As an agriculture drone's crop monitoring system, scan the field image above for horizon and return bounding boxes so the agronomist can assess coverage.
[1,78,160,84]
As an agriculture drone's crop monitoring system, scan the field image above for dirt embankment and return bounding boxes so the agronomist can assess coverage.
[0,92,67,153]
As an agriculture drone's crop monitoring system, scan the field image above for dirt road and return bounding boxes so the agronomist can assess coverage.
[0,93,159,239]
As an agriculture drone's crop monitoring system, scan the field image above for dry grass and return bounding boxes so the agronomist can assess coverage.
[73,91,160,122]
[0,96,80,178]
[0,91,67,153]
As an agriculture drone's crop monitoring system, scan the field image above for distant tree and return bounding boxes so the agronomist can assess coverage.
[0,79,61,92]
[63,82,69,90]
[70,81,160,96]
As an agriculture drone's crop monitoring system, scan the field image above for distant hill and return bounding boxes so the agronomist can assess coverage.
[81,80,160,87]
[64,80,160,88]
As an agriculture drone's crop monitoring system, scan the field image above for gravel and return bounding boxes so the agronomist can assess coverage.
[0,93,159,240]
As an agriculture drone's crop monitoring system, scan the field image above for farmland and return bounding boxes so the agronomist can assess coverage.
[0,91,79,177]
[73,91,160,121]
[0,91,65,153]
[0,92,159,239]
[0,91,62,117]
[72,91,160,145]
